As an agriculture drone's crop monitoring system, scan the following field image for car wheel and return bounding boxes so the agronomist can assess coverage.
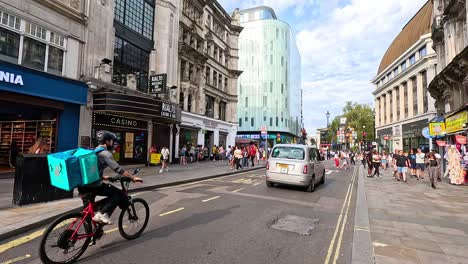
[320,170,325,184]
[306,176,315,192]
[266,180,274,187]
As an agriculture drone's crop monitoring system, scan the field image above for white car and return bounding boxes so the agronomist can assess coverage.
[266,144,326,192]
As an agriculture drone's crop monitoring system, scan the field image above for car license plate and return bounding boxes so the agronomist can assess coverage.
[280,168,288,173]
[277,164,289,169]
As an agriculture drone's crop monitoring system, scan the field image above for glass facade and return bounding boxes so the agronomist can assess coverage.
[114,0,154,40]
[238,8,301,137]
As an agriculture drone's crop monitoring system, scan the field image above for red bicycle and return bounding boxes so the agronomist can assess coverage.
[39,169,149,264]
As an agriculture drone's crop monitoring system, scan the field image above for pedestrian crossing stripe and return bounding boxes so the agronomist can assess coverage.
[232,178,254,184]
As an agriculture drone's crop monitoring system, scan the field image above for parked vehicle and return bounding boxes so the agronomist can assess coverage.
[266,144,325,192]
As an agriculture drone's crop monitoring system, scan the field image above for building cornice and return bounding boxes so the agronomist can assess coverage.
[371,35,432,83]
[376,111,437,131]
[372,54,436,96]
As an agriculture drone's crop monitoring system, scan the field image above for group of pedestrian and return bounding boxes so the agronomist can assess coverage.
[364,148,442,189]
[225,142,265,170]
[333,150,357,170]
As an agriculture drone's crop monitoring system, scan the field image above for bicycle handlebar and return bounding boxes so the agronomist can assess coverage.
[108,168,141,183]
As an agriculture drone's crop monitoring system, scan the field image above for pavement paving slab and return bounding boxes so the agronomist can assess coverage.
[363,166,468,264]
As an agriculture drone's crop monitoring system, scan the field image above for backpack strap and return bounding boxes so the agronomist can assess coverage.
[94,147,106,154]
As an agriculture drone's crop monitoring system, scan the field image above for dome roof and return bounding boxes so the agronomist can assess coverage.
[377,1,433,75]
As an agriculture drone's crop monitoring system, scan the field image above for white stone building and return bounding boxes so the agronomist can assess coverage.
[371,1,437,152]
[176,0,243,154]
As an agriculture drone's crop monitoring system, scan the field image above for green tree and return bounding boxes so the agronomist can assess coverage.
[326,102,375,147]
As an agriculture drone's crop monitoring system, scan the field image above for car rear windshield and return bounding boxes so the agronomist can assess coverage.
[271,147,305,160]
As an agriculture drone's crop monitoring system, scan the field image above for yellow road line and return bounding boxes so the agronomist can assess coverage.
[1,254,32,264]
[202,196,221,203]
[159,207,185,216]
[323,171,356,264]
[104,225,127,234]
[332,172,356,264]
[232,188,244,193]
[232,178,246,183]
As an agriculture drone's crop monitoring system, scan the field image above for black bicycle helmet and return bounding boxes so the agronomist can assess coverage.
[96,130,117,144]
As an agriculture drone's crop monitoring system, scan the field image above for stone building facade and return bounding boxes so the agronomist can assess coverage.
[176,0,242,154]
[372,1,437,152]
[428,0,468,142]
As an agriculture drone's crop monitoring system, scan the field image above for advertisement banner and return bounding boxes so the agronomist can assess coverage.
[421,127,432,139]
[429,122,446,136]
[436,140,447,147]
[340,117,347,125]
[445,111,468,134]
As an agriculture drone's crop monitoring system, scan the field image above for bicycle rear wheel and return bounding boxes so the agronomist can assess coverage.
[39,212,92,264]
[118,198,150,240]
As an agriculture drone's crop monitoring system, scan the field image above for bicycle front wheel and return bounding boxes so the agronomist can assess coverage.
[118,198,150,240]
[39,212,92,264]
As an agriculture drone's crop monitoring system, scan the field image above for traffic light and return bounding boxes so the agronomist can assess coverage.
[276,133,281,143]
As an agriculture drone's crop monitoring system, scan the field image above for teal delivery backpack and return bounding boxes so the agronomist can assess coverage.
[47,148,104,191]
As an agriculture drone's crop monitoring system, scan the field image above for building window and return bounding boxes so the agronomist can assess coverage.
[419,46,427,58]
[393,67,398,77]
[188,94,193,112]
[403,83,408,118]
[0,27,20,63]
[112,36,150,93]
[396,87,400,120]
[409,54,416,65]
[251,118,254,127]
[270,54,273,65]
[0,11,21,30]
[401,61,407,71]
[224,78,228,91]
[169,14,174,48]
[22,37,46,71]
[264,116,267,121]
[270,117,273,127]
[387,72,392,81]
[281,84,284,94]
[281,56,284,66]
[412,77,418,115]
[276,117,279,127]
[205,95,214,118]
[219,102,226,121]
[245,116,248,122]
[245,97,248,107]
[47,46,64,74]
[422,71,428,113]
[276,28,279,38]
[270,82,273,92]
[263,96,267,107]
[179,93,184,108]
[239,118,242,127]
[285,98,288,108]
[389,91,393,121]
[115,0,155,40]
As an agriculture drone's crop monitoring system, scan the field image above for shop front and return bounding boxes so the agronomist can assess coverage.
[89,83,181,164]
[376,127,392,152]
[0,61,87,172]
[445,107,468,145]
[402,119,430,152]
[235,132,296,149]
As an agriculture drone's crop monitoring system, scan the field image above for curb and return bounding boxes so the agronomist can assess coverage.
[351,166,375,264]
[0,166,265,241]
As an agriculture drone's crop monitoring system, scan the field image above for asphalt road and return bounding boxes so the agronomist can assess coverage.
[0,161,358,264]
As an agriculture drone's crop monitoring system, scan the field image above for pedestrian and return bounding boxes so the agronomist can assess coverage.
[189,145,195,163]
[219,145,225,161]
[334,152,340,169]
[426,152,439,189]
[28,137,49,154]
[180,145,187,165]
[408,149,417,178]
[394,150,409,182]
[434,150,442,182]
[367,150,374,176]
[372,150,381,177]
[249,142,256,166]
[350,152,356,165]
[381,151,388,170]
[242,146,249,167]
[415,148,425,180]
[360,152,366,168]
[159,146,170,173]
[228,146,235,170]
[234,146,243,170]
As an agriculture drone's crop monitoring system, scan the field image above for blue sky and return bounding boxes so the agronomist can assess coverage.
[218,0,429,135]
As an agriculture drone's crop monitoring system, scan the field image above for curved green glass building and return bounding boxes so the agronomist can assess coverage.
[236,6,302,146]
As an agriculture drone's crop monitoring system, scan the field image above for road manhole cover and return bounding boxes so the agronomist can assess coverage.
[270,215,319,235]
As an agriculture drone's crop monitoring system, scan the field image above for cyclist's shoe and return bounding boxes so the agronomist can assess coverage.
[93,212,113,225]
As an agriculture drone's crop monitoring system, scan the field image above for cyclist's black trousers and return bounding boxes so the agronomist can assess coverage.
[78,183,128,216]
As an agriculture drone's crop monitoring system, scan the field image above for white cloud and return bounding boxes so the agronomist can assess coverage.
[297,0,428,134]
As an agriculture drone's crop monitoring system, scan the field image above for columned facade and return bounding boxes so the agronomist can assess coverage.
[372,1,436,152]
[176,0,243,156]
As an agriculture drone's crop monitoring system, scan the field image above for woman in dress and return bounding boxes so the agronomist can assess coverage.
[447,145,464,185]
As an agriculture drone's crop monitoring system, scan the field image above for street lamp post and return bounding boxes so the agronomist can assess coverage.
[326,111,330,128]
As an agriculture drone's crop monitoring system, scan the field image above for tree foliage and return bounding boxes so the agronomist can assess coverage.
[325,102,375,145]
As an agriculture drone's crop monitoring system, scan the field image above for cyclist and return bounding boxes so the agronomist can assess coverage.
[78,130,143,225]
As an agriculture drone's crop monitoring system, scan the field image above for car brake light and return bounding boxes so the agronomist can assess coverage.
[266,162,269,170]
[303,165,308,174]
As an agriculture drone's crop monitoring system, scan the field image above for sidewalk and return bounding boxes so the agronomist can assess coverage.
[0,160,265,241]
[363,166,468,264]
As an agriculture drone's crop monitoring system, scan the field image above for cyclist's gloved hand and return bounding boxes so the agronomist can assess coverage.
[102,175,111,181]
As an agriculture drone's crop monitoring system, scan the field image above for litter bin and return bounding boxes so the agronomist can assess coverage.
[13,154,73,206]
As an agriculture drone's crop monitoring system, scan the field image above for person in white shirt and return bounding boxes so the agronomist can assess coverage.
[160,146,170,173]
[415,148,425,180]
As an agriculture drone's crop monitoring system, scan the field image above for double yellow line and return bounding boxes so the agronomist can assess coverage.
[324,167,357,264]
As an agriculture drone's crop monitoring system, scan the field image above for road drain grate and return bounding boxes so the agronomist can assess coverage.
[270,215,319,236]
